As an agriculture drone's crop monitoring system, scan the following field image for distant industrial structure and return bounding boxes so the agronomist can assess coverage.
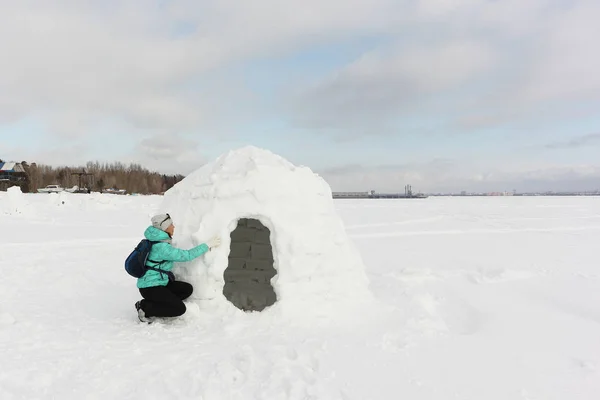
[69,170,95,193]
[333,185,428,199]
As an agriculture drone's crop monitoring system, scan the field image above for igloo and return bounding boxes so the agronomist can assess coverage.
[158,146,372,316]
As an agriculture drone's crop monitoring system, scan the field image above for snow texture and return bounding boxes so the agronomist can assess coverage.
[158,146,373,317]
[1,170,600,399]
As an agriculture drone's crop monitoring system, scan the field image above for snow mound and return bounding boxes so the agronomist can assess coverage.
[159,146,373,317]
[87,192,120,209]
[47,191,76,207]
[1,186,33,216]
[43,191,121,211]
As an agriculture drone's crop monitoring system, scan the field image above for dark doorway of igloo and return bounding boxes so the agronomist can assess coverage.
[223,218,277,311]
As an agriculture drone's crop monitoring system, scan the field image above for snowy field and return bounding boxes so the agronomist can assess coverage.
[1,191,600,399]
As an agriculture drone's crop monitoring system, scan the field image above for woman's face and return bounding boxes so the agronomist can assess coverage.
[165,223,175,236]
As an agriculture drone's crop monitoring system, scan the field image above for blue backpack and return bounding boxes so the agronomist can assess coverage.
[125,239,173,280]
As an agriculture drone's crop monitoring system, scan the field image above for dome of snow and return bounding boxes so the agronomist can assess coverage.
[158,146,372,316]
[1,186,33,216]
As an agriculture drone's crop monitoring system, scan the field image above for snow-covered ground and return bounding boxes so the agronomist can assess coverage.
[1,191,599,399]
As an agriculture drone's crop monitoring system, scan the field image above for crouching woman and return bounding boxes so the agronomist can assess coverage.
[135,213,220,323]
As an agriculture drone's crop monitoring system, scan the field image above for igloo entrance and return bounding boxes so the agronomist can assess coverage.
[223,218,277,312]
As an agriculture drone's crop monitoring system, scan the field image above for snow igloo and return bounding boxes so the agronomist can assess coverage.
[158,146,372,315]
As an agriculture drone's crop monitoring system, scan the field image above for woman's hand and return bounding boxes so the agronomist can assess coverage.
[207,236,221,250]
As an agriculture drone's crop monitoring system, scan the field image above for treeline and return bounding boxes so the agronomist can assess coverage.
[20,161,185,194]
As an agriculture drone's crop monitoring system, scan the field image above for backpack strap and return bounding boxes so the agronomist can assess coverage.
[146,265,175,281]
[144,240,174,281]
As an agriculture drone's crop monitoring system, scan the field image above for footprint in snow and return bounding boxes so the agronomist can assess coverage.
[466,267,539,284]
[379,332,411,353]
[258,345,346,400]
[572,358,597,375]
[437,297,483,335]
[0,312,16,326]
[413,292,483,336]
[217,345,254,388]
[387,268,440,285]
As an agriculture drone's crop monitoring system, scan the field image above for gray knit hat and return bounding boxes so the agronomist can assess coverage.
[151,213,173,231]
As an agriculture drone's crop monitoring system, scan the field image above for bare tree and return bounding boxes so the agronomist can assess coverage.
[24,160,185,194]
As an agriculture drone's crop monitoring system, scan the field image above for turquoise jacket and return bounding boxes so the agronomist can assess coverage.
[137,225,210,289]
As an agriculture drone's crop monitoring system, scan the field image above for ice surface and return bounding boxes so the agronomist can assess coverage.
[1,188,600,399]
[157,146,373,317]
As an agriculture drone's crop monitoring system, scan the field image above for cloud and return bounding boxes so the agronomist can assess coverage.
[2,142,91,167]
[284,0,600,134]
[131,133,207,175]
[545,133,600,150]
[318,159,475,192]
[285,38,496,132]
[3,0,598,140]
[2,0,600,189]
[517,1,600,104]
[0,0,403,138]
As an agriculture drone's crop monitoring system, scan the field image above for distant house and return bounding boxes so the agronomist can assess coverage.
[0,162,27,191]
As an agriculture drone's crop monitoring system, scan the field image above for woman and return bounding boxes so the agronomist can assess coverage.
[135,213,220,323]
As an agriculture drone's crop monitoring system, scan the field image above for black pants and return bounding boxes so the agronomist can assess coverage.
[139,281,193,318]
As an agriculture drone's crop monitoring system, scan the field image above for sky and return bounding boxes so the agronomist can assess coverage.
[1,0,599,193]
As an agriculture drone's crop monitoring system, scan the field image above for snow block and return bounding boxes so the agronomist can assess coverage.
[158,146,373,315]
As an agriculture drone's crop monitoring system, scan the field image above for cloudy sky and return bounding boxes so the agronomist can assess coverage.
[1,0,599,193]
